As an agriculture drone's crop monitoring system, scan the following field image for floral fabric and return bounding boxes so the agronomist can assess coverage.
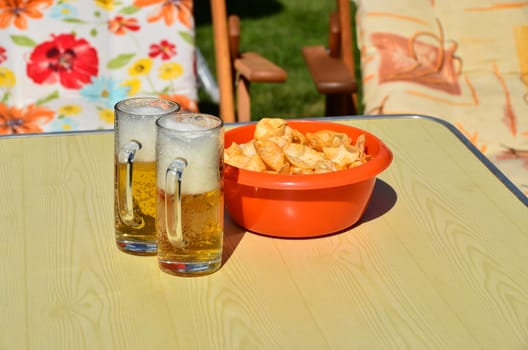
[0,0,197,134]
[355,0,528,196]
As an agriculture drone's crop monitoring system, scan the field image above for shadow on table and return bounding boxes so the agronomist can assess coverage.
[356,179,398,225]
[222,213,246,264]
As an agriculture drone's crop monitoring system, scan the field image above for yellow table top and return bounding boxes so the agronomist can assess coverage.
[1,115,527,349]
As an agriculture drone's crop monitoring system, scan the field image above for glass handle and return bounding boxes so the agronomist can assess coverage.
[165,158,188,247]
[117,140,142,226]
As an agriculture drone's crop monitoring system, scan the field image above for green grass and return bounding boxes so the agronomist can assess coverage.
[194,0,340,120]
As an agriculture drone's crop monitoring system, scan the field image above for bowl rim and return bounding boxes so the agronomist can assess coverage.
[224,120,393,190]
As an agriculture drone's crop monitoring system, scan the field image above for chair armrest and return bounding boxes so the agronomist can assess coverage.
[234,52,287,83]
[302,45,357,94]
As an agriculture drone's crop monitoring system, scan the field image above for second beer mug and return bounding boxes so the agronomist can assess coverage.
[156,113,224,276]
[114,97,180,255]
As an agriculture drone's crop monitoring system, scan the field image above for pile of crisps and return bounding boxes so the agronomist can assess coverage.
[225,118,371,174]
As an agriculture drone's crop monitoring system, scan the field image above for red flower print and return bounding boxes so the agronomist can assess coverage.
[0,46,6,64]
[0,0,53,30]
[108,16,140,35]
[149,40,177,60]
[26,33,99,90]
[134,0,193,28]
[0,103,54,134]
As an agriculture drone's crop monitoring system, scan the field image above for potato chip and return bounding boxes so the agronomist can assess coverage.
[225,142,244,157]
[224,118,370,175]
[284,125,308,144]
[277,162,291,174]
[224,143,250,168]
[245,154,267,172]
[268,135,289,148]
[306,130,351,151]
[283,143,324,169]
[323,144,360,170]
[254,139,286,171]
[240,140,257,157]
[254,117,288,140]
[314,159,336,173]
[291,167,314,175]
[355,134,367,159]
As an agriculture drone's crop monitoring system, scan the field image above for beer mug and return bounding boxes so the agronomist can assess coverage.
[114,97,180,255]
[155,113,224,276]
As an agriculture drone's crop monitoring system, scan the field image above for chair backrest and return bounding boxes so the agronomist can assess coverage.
[0,1,197,134]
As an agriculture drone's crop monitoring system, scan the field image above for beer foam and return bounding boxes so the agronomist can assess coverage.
[127,105,167,115]
[157,131,222,194]
[118,117,157,161]
[161,118,206,132]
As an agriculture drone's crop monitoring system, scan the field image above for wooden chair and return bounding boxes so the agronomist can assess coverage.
[301,0,357,116]
[210,0,288,122]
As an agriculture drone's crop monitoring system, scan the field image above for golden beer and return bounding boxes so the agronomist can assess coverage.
[156,113,224,276]
[114,97,180,255]
[156,188,223,275]
[114,160,156,253]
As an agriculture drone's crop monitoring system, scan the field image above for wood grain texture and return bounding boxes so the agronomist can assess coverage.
[0,116,527,349]
[0,138,27,350]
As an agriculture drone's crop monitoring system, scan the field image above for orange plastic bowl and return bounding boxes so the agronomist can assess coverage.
[224,120,393,238]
